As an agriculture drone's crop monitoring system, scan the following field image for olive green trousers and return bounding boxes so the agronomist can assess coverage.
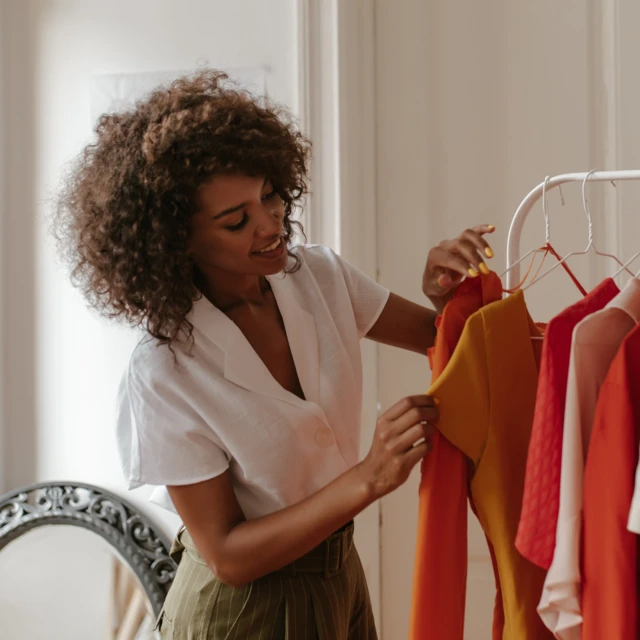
[156,521,377,639]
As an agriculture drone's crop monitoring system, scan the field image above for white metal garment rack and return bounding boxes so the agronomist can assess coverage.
[505,170,640,291]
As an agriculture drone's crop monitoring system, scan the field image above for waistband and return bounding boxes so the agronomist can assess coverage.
[174,520,355,580]
[276,520,355,579]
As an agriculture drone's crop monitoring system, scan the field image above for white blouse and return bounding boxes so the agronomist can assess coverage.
[116,244,390,518]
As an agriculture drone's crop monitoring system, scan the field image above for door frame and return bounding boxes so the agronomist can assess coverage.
[296,0,381,628]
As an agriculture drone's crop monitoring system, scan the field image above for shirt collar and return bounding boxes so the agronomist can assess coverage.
[606,277,640,324]
[187,268,323,413]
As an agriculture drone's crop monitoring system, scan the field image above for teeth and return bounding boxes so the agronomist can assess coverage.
[259,238,281,253]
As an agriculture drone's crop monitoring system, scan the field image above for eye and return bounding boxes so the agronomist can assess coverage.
[261,188,277,201]
[226,214,248,232]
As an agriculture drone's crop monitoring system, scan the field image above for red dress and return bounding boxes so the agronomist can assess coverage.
[516,279,619,570]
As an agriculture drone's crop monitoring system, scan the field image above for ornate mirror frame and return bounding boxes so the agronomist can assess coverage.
[0,481,177,616]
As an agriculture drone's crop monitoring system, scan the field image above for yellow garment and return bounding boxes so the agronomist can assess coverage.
[428,291,552,640]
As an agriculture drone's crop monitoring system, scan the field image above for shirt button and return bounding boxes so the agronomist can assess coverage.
[314,428,335,448]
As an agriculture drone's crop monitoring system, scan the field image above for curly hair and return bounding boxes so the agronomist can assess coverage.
[53,69,311,351]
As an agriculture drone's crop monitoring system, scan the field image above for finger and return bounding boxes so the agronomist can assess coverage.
[450,238,487,274]
[434,267,464,291]
[383,395,437,421]
[471,224,496,236]
[464,228,495,260]
[428,246,475,281]
[395,422,436,452]
[393,406,439,433]
[404,440,431,467]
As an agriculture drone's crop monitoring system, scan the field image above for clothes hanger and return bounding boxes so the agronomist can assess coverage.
[501,176,586,295]
[612,251,640,279]
[500,176,559,282]
[522,170,632,291]
[583,171,635,275]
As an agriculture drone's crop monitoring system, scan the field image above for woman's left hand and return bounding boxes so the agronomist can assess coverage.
[422,225,496,313]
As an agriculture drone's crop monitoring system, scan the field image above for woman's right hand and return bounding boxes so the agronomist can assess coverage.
[360,395,438,500]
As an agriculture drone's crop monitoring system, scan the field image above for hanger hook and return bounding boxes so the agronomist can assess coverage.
[581,169,597,246]
[542,175,552,244]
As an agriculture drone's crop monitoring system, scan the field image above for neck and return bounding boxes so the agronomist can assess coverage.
[194,268,271,311]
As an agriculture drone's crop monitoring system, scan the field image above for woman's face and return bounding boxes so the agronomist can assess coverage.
[187,173,288,278]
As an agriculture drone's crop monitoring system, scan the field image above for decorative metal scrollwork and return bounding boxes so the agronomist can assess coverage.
[0,481,177,616]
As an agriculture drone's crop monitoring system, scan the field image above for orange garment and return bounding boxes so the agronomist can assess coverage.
[427,291,553,640]
[410,273,502,640]
[582,323,640,640]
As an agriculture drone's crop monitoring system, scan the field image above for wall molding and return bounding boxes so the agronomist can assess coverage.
[295,0,341,250]
[0,0,6,494]
[0,1,38,494]
[588,0,623,281]
[296,0,381,627]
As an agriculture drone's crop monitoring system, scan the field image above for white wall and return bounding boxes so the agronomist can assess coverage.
[375,0,640,638]
[2,0,298,535]
[0,0,7,494]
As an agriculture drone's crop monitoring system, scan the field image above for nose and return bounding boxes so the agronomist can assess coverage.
[252,201,283,237]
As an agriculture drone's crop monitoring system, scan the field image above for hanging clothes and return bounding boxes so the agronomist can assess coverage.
[410,273,502,640]
[516,279,620,570]
[581,321,640,640]
[537,277,640,639]
[629,453,640,534]
[427,291,552,640]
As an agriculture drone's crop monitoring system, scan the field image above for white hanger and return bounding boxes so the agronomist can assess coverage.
[522,170,631,291]
[500,175,563,282]
[582,171,634,274]
[613,251,640,279]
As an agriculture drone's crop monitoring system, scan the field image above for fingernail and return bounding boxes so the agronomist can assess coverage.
[484,247,494,259]
[437,274,451,288]
[487,225,495,231]
[468,268,479,278]
[479,262,490,275]
[432,397,440,406]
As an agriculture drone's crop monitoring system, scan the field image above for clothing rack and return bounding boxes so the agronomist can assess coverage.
[505,170,640,291]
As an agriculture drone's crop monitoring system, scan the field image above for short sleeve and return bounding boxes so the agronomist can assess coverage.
[302,245,390,339]
[116,358,230,490]
[427,311,490,465]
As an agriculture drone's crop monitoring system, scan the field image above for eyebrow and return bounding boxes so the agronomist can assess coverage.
[213,203,244,220]
[212,178,270,219]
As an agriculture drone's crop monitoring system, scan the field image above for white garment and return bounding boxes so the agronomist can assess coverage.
[538,277,640,639]
[628,281,640,536]
[116,244,390,518]
[628,458,640,534]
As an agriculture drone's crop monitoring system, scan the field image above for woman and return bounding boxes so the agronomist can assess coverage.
[54,70,495,639]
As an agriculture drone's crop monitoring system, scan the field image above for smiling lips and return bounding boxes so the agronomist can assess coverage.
[253,236,285,259]
[256,237,282,253]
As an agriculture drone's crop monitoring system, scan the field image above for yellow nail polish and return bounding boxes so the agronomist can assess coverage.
[432,398,440,406]
[487,225,495,231]
[479,262,490,275]
[468,267,479,278]
[485,247,494,259]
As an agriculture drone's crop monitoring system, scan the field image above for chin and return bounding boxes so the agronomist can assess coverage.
[251,238,289,273]
[265,254,289,273]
